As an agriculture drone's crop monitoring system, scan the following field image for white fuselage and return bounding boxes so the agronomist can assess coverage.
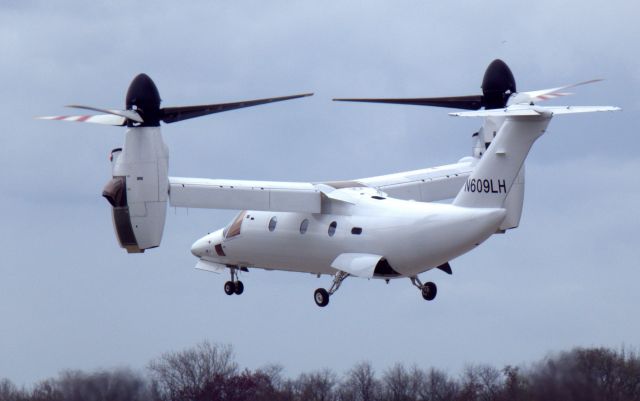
[191,187,506,279]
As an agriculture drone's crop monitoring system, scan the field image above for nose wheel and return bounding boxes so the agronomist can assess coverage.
[224,280,244,295]
[223,267,244,296]
[411,276,437,301]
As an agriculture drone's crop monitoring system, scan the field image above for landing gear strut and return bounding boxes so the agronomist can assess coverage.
[224,267,244,296]
[411,276,437,301]
[314,271,349,307]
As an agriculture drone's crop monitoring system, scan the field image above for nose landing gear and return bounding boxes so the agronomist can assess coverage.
[224,267,244,296]
[411,276,437,301]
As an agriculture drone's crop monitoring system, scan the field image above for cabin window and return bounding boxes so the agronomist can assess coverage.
[224,210,246,238]
[300,219,309,234]
[371,195,385,200]
[351,227,362,235]
[268,216,278,232]
[328,221,337,237]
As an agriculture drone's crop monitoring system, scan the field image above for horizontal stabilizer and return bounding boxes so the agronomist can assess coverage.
[331,253,383,278]
[450,105,621,117]
[509,79,603,104]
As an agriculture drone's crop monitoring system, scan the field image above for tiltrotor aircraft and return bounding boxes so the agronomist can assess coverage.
[40,60,619,307]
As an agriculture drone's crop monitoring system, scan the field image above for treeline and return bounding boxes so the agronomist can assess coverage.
[2,343,640,401]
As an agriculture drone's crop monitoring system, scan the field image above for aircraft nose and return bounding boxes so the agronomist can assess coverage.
[190,236,210,258]
[190,229,225,258]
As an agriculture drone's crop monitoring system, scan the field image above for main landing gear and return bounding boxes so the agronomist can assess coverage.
[410,276,437,301]
[223,267,244,296]
[314,271,349,307]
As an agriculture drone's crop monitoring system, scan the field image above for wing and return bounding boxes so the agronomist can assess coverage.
[169,177,321,213]
[356,158,476,202]
[169,159,476,213]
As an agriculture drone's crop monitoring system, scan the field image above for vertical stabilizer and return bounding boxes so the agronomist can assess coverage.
[453,114,551,209]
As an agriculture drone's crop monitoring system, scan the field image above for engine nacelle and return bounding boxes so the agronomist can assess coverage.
[102,127,169,253]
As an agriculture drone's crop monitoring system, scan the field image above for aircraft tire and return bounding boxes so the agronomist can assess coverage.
[235,281,244,295]
[224,281,236,295]
[421,282,437,301]
[314,288,330,307]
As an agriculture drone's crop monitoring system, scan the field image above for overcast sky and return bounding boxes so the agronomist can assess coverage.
[1,0,639,386]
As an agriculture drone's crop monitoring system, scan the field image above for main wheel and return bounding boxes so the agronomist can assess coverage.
[421,282,437,301]
[234,281,244,295]
[224,281,236,295]
[314,288,330,307]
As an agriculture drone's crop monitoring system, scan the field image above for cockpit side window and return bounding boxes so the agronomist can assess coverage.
[224,210,246,239]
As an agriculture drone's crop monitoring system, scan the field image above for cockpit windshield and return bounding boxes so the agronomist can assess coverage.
[223,210,246,239]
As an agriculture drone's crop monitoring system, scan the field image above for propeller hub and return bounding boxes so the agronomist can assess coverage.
[126,73,161,126]
[481,59,516,109]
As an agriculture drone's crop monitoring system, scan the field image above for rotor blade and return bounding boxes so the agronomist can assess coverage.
[160,93,313,124]
[36,114,126,126]
[333,95,484,110]
[66,105,144,123]
[510,79,603,104]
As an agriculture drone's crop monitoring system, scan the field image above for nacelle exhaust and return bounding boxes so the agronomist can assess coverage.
[102,176,144,253]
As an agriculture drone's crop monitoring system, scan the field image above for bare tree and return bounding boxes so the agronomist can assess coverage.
[255,364,285,390]
[528,347,640,401]
[277,377,298,401]
[252,364,289,401]
[27,368,149,401]
[458,365,503,401]
[294,369,337,401]
[382,363,413,401]
[500,365,528,401]
[411,368,457,401]
[0,378,28,401]
[407,366,425,401]
[30,379,62,401]
[10,342,640,401]
[148,341,238,401]
[338,361,379,401]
